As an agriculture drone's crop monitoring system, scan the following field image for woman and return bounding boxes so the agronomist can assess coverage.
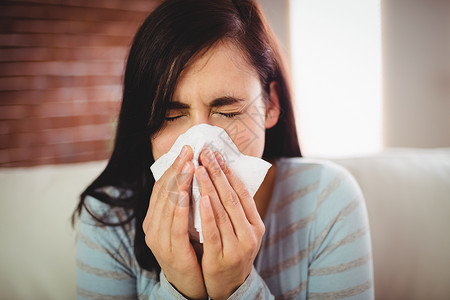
[74,0,374,299]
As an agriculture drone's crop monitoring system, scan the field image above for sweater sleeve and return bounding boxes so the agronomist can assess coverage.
[226,266,274,300]
[307,163,374,299]
[75,196,197,300]
[76,201,273,300]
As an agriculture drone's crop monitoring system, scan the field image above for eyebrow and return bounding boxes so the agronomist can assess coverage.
[167,96,246,110]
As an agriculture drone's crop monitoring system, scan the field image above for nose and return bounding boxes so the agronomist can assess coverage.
[191,110,211,126]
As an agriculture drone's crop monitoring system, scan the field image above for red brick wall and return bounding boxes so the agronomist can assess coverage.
[0,0,162,167]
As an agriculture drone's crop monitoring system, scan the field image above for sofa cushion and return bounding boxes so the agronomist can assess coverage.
[1,148,449,299]
[330,148,450,300]
[0,161,107,300]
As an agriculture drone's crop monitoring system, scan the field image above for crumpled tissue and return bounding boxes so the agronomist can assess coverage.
[150,124,271,243]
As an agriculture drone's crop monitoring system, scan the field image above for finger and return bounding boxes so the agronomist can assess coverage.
[166,161,194,204]
[143,185,158,234]
[143,181,167,235]
[152,145,193,213]
[200,195,222,257]
[171,191,191,250]
[195,165,235,243]
[146,145,193,230]
[142,189,172,252]
[200,149,249,236]
[164,145,194,180]
[159,162,194,246]
[148,178,184,250]
[214,151,263,227]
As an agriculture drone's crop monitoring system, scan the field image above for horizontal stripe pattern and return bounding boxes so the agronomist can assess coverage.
[76,158,373,299]
[77,287,137,300]
[315,226,368,261]
[272,181,319,213]
[262,211,316,248]
[308,281,372,299]
[309,254,371,276]
[310,199,362,260]
[316,174,343,207]
[77,259,132,280]
[77,224,135,273]
[275,280,308,300]
[278,164,318,182]
[262,174,346,250]
[260,247,309,279]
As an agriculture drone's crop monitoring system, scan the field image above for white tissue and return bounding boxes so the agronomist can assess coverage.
[150,124,271,243]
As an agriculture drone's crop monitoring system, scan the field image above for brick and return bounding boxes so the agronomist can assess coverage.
[0,105,28,119]
[73,124,115,142]
[28,100,119,118]
[0,76,122,91]
[0,4,148,23]
[0,61,124,77]
[0,147,33,163]
[0,121,9,134]
[40,127,75,144]
[0,119,34,134]
[0,47,129,62]
[32,102,76,118]
[1,86,120,105]
[0,148,9,164]
[56,140,110,156]
[2,132,37,148]
[0,0,160,167]
[0,33,133,48]
[0,19,139,36]
[8,0,161,12]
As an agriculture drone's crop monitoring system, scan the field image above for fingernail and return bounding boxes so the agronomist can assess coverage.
[214,152,226,167]
[203,148,214,162]
[198,166,208,179]
[182,162,190,174]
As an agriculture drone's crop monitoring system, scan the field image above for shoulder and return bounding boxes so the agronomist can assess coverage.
[262,158,373,297]
[276,157,356,180]
[80,190,135,227]
[273,157,366,225]
[76,196,151,297]
[78,194,136,259]
[275,157,371,247]
[275,157,362,199]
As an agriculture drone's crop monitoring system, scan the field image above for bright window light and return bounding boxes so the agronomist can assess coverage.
[290,0,382,157]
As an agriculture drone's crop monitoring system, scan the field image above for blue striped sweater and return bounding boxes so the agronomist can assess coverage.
[77,158,374,299]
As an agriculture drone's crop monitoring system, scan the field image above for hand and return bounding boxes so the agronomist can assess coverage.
[196,148,265,300]
[143,145,207,300]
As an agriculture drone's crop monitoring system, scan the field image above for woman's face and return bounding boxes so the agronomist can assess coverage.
[151,41,279,161]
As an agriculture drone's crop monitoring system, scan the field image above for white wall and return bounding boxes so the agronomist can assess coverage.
[257,0,291,63]
[382,0,450,148]
[289,0,382,157]
[261,0,450,151]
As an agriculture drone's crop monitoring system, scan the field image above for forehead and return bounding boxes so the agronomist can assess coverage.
[173,41,261,100]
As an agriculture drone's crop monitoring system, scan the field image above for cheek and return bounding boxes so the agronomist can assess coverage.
[226,112,266,158]
[151,129,180,161]
[233,132,265,157]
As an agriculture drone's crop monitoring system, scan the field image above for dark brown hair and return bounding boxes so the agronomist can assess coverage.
[74,0,301,273]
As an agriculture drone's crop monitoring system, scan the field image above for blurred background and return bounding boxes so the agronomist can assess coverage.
[0,0,162,167]
[0,0,449,167]
[0,1,449,299]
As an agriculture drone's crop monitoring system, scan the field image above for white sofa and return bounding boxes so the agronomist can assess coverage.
[1,148,449,300]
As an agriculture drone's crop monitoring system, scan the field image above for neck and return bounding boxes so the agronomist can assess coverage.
[254,160,277,221]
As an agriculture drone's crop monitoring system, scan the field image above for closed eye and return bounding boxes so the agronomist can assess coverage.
[218,112,241,118]
[165,115,184,122]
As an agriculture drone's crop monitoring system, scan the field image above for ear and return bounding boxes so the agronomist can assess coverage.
[265,81,281,129]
